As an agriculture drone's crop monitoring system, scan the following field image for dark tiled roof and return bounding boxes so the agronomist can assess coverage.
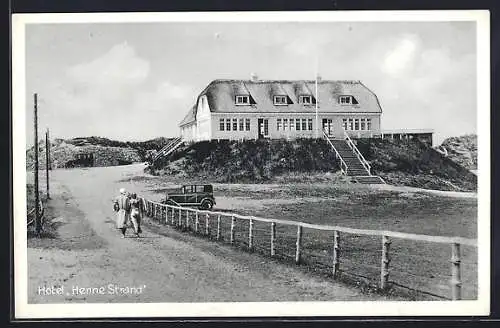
[179,79,382,127]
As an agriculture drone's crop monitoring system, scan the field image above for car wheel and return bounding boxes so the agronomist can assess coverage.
[200,199,213,210]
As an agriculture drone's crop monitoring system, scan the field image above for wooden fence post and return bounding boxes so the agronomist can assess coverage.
[230,216,235,244]
[450,243,462,300]
[216,215,221,240]
[164,205,168,224]
[186,210,190,230]
[152,204,156,220]
[295,225,303,264]
[195,211,199,233]
[178,208,182,227]
[333,230,340,279]
[270,222,276,256]
[248,219,254,250]
[380,235,391,290]
[205,214,210,235]
[171,206,175,225]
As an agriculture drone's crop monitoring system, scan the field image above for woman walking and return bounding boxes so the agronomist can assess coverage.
[113,188,131,238]
[129,193,143,238]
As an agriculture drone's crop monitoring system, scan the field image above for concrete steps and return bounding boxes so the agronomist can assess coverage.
[325,137,386,185]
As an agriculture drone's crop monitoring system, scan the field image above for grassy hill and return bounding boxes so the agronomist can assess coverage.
[151,138,477,191]
[26,136,174,170]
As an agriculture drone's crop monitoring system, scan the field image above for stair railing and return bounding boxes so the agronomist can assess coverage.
[152,137,184,163]
[323,129,348,175]
[342,128,371,175]
[153,137,182,161]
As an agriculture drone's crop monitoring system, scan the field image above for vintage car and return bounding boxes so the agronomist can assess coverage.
[162,184,216,210]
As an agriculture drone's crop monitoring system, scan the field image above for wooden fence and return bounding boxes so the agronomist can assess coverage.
[142,198,477,301]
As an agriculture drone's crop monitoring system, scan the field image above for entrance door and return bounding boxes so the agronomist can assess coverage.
[258,118,269,139]
[322,119,333,136]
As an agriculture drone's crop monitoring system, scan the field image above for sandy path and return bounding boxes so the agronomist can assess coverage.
[28,164,390,303]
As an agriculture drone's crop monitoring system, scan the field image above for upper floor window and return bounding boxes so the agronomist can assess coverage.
[299,95,312,105]
[339,95,358,105]
[274,95,288,105]
[235,95,250,105]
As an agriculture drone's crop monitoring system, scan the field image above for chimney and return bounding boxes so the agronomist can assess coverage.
[250,73,259,82]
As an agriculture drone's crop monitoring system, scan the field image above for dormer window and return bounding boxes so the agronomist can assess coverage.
[235,95,250,105]
[299,95,312,105]
[339,95,358,105]
[274,95,288,105]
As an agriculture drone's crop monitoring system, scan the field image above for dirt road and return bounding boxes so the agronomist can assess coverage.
[28,164,390,303]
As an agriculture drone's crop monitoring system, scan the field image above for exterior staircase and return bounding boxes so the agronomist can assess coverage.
[151,137,184,164]
[323,130,386,185]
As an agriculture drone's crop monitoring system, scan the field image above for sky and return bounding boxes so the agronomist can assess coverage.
[24,20,477,146]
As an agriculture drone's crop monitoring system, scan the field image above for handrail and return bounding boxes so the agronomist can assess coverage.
[152,137,183,163]
[144,199,477,247]
[322,129,348,175]
[342,128,371,175]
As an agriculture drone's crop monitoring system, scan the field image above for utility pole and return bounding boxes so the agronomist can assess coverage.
[45,128,50,199]
[34,93,41,234]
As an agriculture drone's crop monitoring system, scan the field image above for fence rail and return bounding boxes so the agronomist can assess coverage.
[142,198,477,301]
[27,200,44,227]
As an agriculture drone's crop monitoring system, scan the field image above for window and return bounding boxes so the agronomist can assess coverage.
[236,95,250,105]
[308,119,313,130]
[354,119,359,131]
[296,119,301,130]
[342,119,348,130]
[300,95,312,104]
[290,119,295,131]
[226,119,231,131]
[219,119,225,131]
[239,118,244,131]
[283,118,288,130]
[277,118,282,130]
[348,118,354,130]
[245,118,250,131]
[367,118,372,131]
[360,118,366,131]
[274,95,288,105]
[302,119,307,131]
[339,96,352,104]
[233,118,238,131]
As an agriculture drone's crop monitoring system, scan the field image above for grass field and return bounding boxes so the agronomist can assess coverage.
[141,178,478,301]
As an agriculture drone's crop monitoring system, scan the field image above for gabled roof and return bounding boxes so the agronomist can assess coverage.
[179,79,382,127]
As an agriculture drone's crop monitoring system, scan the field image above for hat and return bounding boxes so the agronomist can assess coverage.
[120,188,126,194]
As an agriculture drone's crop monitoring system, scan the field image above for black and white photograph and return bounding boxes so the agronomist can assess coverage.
[12,10,490,318]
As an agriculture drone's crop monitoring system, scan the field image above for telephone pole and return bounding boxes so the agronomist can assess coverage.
[45,128,50,199]
[34,93,41,234]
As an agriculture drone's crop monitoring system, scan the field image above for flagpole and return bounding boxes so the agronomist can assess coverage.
[315,56,319,139]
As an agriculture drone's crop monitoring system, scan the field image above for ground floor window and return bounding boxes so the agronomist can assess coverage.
[343,117,373,131]
[232,118,238,131]
[219,119,225,131]
[226,119,231,131]
[219,117,252,132]
[308,119,313,130]
[239,118,244,131]
[245,118,250,131]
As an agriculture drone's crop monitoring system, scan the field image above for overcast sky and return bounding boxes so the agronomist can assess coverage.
[25,21,476,146]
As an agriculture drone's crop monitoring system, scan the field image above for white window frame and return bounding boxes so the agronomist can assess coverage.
[219,119,225,131]
[290,118,295,131]
[367,118,372,131]
[300,95,312,105]
[245,118,250,131]
[235,95,250,105]
[339,95,352,105]
[226,118,231,131]
[277,118,282,131]
[274,95,288,105]
[283,118,288,130]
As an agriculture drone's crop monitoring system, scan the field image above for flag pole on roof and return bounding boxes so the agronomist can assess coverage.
[315,56,319,139]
